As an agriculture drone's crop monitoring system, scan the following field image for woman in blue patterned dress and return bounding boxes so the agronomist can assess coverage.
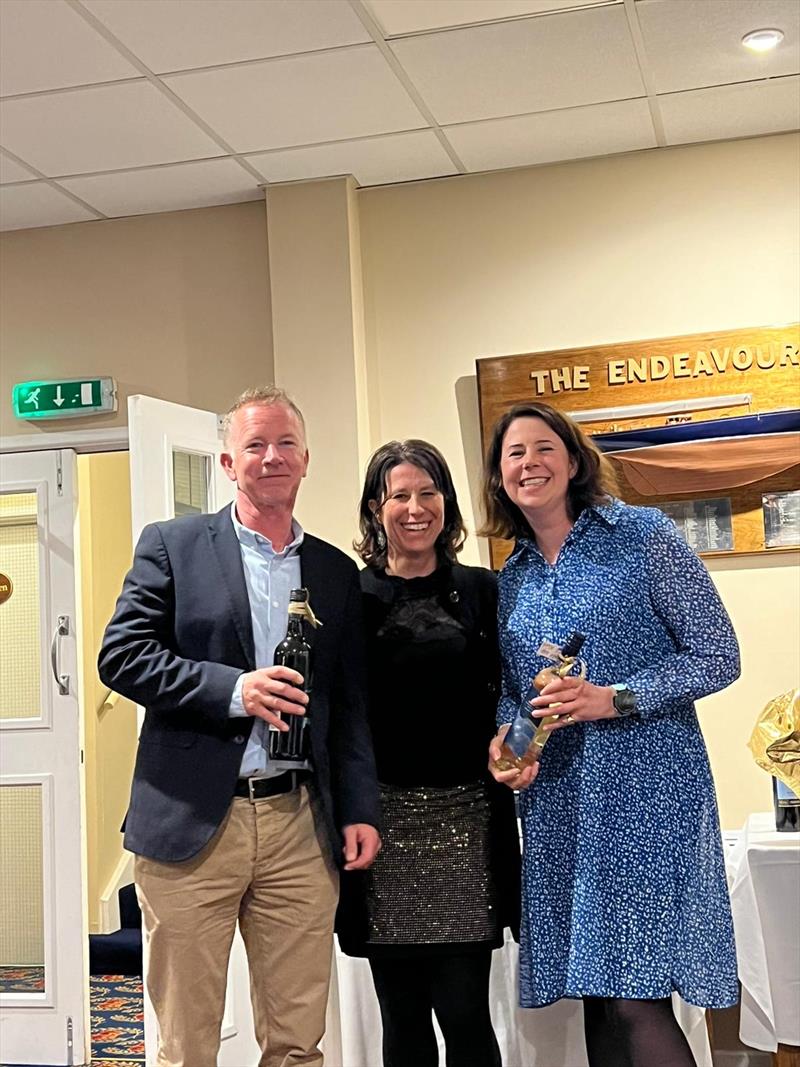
[484,403,739,1067]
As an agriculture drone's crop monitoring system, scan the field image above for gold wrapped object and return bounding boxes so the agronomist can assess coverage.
[747,689,800,792]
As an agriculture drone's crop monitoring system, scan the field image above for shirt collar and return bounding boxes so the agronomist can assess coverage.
[229,502,304,557]
[504,496,622,566]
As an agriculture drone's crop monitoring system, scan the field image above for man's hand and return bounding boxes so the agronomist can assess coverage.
[342,824,382,871]
[241,666,308,731]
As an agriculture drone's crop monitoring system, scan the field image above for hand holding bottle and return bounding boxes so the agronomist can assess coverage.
[531,674,617,730]
[490,632,586,779]
[488,724,540,790]
[241,666,308,730]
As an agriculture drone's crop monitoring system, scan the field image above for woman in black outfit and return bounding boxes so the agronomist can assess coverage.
[337,440,520,1067]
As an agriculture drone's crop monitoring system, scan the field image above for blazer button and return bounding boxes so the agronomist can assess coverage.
[449,590,459,603]
[233,734,245,745]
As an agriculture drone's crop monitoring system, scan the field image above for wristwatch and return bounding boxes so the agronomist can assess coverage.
[610,683,638,718]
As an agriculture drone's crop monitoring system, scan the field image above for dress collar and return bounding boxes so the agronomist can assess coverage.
[505,497,623,566]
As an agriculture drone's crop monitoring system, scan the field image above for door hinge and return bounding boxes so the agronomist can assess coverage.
[56,450,64,497]
[66,1015,74,1065]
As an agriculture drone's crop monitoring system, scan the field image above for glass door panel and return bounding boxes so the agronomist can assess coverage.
[0,493,40,721]
[0,784,44,994]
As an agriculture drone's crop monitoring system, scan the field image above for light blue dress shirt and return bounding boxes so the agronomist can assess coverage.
[227,504,307,777]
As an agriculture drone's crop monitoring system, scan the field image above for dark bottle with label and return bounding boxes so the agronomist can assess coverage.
[773,775,800,832]
[494,632,586,772]
[268,588,312,764]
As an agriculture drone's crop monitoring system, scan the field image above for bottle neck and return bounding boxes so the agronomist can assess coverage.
[286,612,305,636]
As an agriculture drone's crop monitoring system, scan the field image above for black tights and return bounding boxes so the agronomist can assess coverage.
[369,950,501,1067]
[583,996,697,1067]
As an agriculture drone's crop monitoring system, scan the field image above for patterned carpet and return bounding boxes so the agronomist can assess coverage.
[0,971,144,1066]
[90,975,145,1064]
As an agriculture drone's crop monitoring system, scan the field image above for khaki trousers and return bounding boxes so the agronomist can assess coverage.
[134,787,339,1067]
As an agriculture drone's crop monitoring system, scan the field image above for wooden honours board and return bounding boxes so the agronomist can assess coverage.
[477,324,800,569]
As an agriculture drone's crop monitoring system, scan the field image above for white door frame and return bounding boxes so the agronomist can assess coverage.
[127,394,261,1067]
[0,449,89,1066]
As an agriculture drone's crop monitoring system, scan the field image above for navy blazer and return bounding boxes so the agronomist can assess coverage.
[99,505,380,863]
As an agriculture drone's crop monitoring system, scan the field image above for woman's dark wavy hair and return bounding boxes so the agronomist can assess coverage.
[355,439,467,568]
[479,403,619,540]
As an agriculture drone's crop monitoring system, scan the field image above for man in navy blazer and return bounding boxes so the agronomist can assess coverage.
[99,386,380,1067]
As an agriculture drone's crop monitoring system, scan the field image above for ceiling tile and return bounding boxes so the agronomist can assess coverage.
[0,0,139,96]
[0,153,38,185]
[0,81,224,177]
[659,76,800,145]
[445,98,656,171]
[59,157,263,217]
[83,0,371,74]
[636,0,800,94]
[247,130,457,186]
[389,6,644,125]
[165,45,426,153]
[0,183,98,231]
[366,0,617,36]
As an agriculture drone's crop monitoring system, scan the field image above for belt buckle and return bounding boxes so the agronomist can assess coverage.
[247,772,297,802]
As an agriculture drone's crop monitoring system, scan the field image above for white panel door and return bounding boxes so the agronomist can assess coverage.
[0,449,88,1066]
[127,395,260,1067]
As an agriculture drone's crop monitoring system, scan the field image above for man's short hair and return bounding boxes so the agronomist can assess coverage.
[222,386,306,446]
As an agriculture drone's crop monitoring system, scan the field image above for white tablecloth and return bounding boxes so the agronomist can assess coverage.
[324,931,713,1067]
[727,812,800,1053]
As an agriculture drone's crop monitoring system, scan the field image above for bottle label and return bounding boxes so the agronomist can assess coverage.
[775,777,800,807]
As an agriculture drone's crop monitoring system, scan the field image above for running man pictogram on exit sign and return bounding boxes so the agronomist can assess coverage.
[12,378,117,420]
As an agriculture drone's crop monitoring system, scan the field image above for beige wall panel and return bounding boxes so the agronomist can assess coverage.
[358,132,800,828]
[78,451,137,932]
[0,202,274,438]
[267,178,369,553]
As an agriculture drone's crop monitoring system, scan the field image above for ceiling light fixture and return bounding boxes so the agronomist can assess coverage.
[741,28,784,52]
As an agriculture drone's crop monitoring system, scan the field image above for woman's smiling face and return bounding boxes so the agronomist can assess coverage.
[373,462,444,568]
[499,416,577,526]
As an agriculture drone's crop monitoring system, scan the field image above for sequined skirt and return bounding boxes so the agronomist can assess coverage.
[365,780,499,946]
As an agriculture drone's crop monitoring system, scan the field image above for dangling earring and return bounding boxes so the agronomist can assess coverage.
[375,526,386,550]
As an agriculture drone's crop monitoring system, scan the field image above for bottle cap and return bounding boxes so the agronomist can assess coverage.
[289,588,309,603]
[561,632,585,657]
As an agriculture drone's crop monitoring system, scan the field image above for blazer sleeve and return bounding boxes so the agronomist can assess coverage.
[328,566,381,831]
[98,522,241,725]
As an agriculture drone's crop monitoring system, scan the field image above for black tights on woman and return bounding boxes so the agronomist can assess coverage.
[369,949,501,1067]
[583,996,697,1067]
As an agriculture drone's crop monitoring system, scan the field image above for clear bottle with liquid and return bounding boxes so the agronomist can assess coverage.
[494,632,586,773]
[268,588,312,764]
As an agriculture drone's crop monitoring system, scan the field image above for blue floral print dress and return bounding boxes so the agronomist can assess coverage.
[498,499,739,1009]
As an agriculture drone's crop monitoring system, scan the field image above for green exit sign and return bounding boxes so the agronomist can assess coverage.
[12,378,117,420]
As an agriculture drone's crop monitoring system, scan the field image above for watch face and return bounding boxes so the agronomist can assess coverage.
[613,688,637,717]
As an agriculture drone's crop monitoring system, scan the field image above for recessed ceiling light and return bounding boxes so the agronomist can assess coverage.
[741,28,784,52]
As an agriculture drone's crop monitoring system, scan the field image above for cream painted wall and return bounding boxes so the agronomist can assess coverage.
[358,132,800,828]
[266,178,370,553]
[0,201,274,438]
[77,452,136,933]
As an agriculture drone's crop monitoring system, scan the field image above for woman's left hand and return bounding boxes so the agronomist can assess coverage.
[530,675,617,732]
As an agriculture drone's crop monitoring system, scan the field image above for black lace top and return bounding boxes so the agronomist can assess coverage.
[359,563,500,787]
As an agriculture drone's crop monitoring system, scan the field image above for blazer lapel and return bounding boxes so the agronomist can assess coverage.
[207,506,255,666]
[298,538,330,656]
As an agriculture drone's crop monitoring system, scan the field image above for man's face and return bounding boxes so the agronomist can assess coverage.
[221,403,309,513]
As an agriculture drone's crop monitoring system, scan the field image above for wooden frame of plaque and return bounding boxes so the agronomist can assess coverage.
[476,324,800,569]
